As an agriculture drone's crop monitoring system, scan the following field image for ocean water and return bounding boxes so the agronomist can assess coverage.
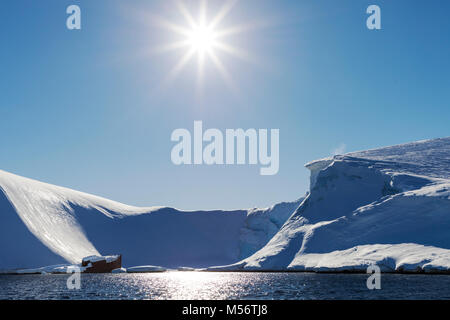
[1,272,450,300]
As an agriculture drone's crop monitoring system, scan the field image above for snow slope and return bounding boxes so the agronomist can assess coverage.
[211,138,450,272]
[0,169,302,270]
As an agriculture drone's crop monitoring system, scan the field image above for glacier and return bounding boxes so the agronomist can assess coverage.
[210,137,450,272]
[0,168,302,270]
[1,137,450,273]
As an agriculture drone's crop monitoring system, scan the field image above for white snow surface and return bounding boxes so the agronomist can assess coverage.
[211,137,450,272]
[82,255,120,264]
[288,244,450,273]
[0,169,302,270]
[10,264,86,275]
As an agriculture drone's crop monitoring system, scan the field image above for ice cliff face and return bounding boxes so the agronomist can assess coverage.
[0,169,301,270]
[238,200,303,259]
[212,138,450,272]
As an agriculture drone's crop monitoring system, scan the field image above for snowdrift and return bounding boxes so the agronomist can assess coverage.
[0,169,302,270]
[211,138,450,272]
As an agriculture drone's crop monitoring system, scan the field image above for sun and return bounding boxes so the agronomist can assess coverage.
[150,0,253,92]
[187,24,217,54]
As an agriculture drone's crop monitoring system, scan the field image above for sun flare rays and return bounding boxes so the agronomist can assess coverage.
[151,0,252,93]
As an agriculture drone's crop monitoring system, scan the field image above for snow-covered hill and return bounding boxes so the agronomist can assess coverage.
[0,169,302,270]
[211,138,450,272]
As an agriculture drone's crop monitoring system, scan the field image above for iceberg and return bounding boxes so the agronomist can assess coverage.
[127,265,166,273]
[211,137,450,272]
[0,169,302,270]
[2,137,450,273]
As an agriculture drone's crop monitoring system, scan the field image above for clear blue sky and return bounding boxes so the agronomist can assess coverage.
[1,0,449,209]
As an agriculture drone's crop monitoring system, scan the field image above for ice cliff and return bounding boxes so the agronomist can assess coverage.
[211,138,450,272]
